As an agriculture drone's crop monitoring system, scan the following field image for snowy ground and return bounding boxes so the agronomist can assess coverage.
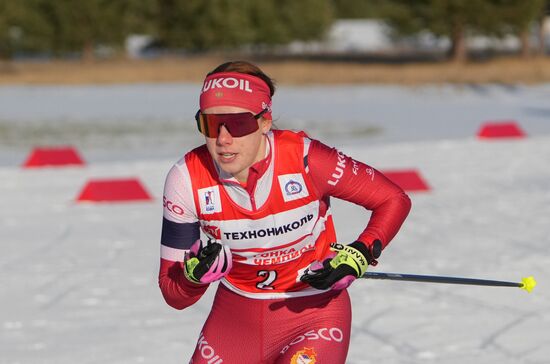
[0,84,549,363]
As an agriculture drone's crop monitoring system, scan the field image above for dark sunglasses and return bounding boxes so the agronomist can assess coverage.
[195,108,268,138]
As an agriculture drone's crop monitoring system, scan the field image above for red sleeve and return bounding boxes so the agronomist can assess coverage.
[158,258,209,310]
[308,139,411,251]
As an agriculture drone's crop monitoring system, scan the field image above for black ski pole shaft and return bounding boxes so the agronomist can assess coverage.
[361,272,536,292]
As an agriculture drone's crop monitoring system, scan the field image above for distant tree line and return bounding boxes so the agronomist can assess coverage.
[373,0,549,61]
[0,0,332,60]
[0,0,548,62]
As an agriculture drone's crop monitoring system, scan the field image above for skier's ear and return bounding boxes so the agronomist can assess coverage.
[260,117,272,134]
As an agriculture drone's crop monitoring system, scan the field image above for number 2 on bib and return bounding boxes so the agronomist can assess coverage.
[256,270,277,290]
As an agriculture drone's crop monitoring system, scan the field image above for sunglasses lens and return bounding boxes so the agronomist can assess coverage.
[196,112,260,138]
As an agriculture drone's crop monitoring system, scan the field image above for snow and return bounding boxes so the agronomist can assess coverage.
[1,84,549,363]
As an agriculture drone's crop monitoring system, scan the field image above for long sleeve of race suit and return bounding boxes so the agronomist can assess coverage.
[307,139,411,255]
[158,162,208,310]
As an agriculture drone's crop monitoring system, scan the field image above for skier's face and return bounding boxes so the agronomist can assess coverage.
[204,106,271,183]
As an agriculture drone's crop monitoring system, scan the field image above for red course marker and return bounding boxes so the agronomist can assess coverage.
[22,146,85,168]
[381,169,430,192]
[76,178,152,203]
[477,121,526,139]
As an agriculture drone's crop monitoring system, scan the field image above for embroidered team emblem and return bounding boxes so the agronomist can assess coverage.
[278,174,309,202]
[285,180,302,195]
[290,347,317,364]
[198,186,222,214]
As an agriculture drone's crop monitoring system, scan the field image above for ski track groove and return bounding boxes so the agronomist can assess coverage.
[0,223,71,271]
[480,312,537,350]
[352,308,424,359]
[38,224,127,310]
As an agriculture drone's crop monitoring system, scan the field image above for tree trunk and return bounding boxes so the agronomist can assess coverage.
[82,40,95,62]
[449,21,467,63]
[537,17,546,55]
[520,28,531,58]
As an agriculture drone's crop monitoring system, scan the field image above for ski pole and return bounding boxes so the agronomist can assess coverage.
[361,272,536,293]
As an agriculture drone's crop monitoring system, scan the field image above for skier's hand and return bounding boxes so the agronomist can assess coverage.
[300,241,381,290]
[184,240,232,284]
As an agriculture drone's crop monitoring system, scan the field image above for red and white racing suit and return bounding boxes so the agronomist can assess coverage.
[159,130,411,363]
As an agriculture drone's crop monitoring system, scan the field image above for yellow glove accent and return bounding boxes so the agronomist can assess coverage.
[329,243,369,277]
[184,257,201,283]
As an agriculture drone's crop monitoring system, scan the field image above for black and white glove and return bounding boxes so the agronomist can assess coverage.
[300,240,381,290]
[184,240,232,284]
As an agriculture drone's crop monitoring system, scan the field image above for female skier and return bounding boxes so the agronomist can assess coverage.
[159,60,411,363]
